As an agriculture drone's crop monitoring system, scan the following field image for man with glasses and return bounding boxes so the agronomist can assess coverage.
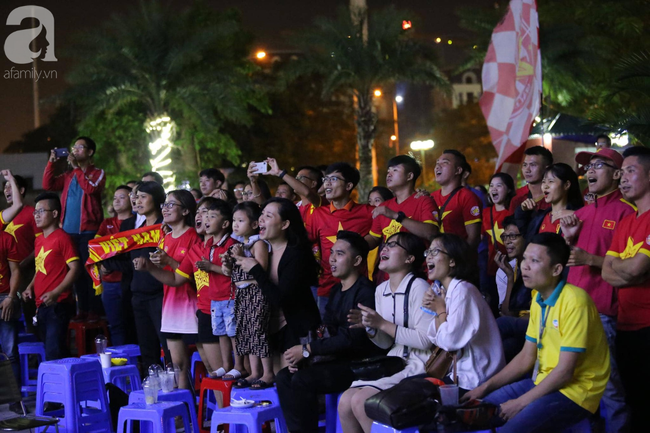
[22,193,80,360]
[43,136,105,321]
[560,147,633,432]
[306,163,373,316]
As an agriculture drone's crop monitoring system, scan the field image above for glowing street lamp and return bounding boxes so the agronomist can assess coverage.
[374,89,382,97]
[146,115,176,188]
[410,140,435,184]
[395,95,404,103]
[256,51,267,60]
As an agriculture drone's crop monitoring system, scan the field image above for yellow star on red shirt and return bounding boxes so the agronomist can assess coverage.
[4,221,23,243]
[621,237,643,260]
[488,222,505,246]
[326,222,345,244]
[35,246,52,275]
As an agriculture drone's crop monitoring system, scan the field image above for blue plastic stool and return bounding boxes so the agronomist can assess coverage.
[325,393,342,433]
[129,389,198,433]
[210,405,288,433]
[107,345,141,366]
[18,342,46,395]
[36,357,112,433]
[231,386,280,407]
[370,422,418,433]
[104,365,142,394]
[117,401,191,433]
[190,352,202,380]
[18,332,39,343]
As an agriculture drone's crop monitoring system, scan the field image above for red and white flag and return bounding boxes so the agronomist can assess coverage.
[480,0,542,172]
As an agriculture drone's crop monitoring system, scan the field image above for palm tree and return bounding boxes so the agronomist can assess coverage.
[64,1,268,187]
[286,6,449,198]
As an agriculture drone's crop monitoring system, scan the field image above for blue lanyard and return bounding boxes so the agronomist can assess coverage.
[537,304,551,350]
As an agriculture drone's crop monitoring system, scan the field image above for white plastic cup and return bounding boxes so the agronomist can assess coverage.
[100,352,112,369]
[439,384,459,406]
[95,335,108,354]
[143,383,158,404]
[161,371,175,392]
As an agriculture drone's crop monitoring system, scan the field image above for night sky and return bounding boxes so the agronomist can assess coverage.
[0,0,494,152]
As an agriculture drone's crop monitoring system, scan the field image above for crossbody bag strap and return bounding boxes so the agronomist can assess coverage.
[490,207,498,247]
[438,187,463,229]
[401,275,417,358]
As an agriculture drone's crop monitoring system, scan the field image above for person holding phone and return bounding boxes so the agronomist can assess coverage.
[43,136,106,321]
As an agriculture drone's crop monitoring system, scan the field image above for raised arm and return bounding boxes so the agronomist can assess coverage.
[0,170,24,224]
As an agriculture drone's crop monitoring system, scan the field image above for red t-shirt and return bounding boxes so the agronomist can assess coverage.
[511,185,551,213]
[34,229,79,306]
[176,234,237,313]
[538,212,561,234]
[568,190,635,317]
[369,193,439,242]
[432,187,482,240]
[0,205,41,262]
[298,197,328,226]
[606,210,650,331]
[482,206,512,276]
[95,216,127,283]
[0,231,20,294]
[307,201,373,297]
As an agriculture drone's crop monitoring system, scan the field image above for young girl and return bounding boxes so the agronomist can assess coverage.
[151,189,199,389]
[222,201,273,389]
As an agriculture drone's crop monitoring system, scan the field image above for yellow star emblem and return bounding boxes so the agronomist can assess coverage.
[621,237,644,260]
[382,219,404,240]
[194,269,209,293]
[488,222,505,246]
[35,246,52,275]
[326,222,345,244]
[439,211,453,233]
[4,221,24,243]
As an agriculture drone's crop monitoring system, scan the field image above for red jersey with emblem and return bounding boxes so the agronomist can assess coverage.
[606,210,650,330]
[369,193,439,242]
[538,212,561,234]
[0,205,40,262]
[432,187,482,240]
[568,190,635,317]
[160,228,199,333]
[307,201,373,297]
[176,234,237,313]
[482,206,512,276]
[511,185,551,213]
[95,216,128,283]
[34,228,79,306]
[0,231,20,294]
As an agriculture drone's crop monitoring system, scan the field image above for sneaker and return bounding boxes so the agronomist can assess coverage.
[71,312,88,322]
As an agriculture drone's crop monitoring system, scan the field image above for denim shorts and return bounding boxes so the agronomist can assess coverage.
[211,300,235,337]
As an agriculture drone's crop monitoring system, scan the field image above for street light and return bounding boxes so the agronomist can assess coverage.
[374,89,382,97]
[256,51,267,59]
[395,95,403,103]
[410,140,435,184]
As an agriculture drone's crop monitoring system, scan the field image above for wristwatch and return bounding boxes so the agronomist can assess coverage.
[302,344,310,358]
[395,211,406,223]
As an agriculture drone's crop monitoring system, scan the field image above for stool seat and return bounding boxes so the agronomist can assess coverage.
[210,405,288,433]
[231,387,280,407]
[67,320,110,356]
[325,393,342,433]
[117,401,191,433]
[18,342,46,395]
[370,422,419,433]
[107,345,141,366]
[129,388,199,433]
[104,364,142,394]
[198,378,234,433]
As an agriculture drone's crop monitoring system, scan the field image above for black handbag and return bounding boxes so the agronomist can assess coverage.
[364,378,441,429]
[350,276,416,381]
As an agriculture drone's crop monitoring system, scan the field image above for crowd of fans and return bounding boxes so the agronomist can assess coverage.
[1,133,649,433]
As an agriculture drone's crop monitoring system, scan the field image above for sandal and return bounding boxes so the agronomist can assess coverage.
[222,369,245,381]
[250,379,274,390]
[234,378,253,389]
[208,367,227,379]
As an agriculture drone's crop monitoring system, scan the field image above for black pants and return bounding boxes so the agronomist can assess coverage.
[276,362,356,433]
[617,326,650,433]
[131,292,167,368]
[70,232,103,314]
[37,302,75,360]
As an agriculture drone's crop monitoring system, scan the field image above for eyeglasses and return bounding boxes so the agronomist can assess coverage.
[242,191,253,197]
[322,176,346,184]
[70,144,87,151]
[384,241,408,252]
[296,175,316,183]
[424,248,449,258]
[33,209,53,216]
[161,202,184,210]
[502,233,523,242]
[584,161,617,171]
[233,188,244,193]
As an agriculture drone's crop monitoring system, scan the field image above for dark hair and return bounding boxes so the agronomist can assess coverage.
[443,149,468,167]
[368,186,394,202]
[461,161,472,176]
[261,198,311,249]
[206,198,233,223]
[524,146,553,167]
[316,164,328,173]
[296,165,324,189]
[544,163,583,210]
[336,230,370,262]
[4,175,29,197]
[137,181,166,210]
[233,201,262,233]
[388,155,421,184]
[75,136,96,156]
[596,134,611,147]
[191,188,203,199]
[249,179,272,201]
[623,146,650,172]
[489,172,516,209]
[325,162,360,189]
[34,192,62,216]
[502,215,519,231]
[529,232,570,268]
[199,168,225,184]
[385,232,426,275]
[115,185,132,193]
[142,172,164,185]
[430,233,479,287]
[166,190,197,227]
[126,180,138,185]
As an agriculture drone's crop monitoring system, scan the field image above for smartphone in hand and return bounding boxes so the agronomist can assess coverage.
[252,161,268,174]
[54,148,69,159]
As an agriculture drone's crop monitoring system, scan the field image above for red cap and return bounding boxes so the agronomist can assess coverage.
[575,148,623,169]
